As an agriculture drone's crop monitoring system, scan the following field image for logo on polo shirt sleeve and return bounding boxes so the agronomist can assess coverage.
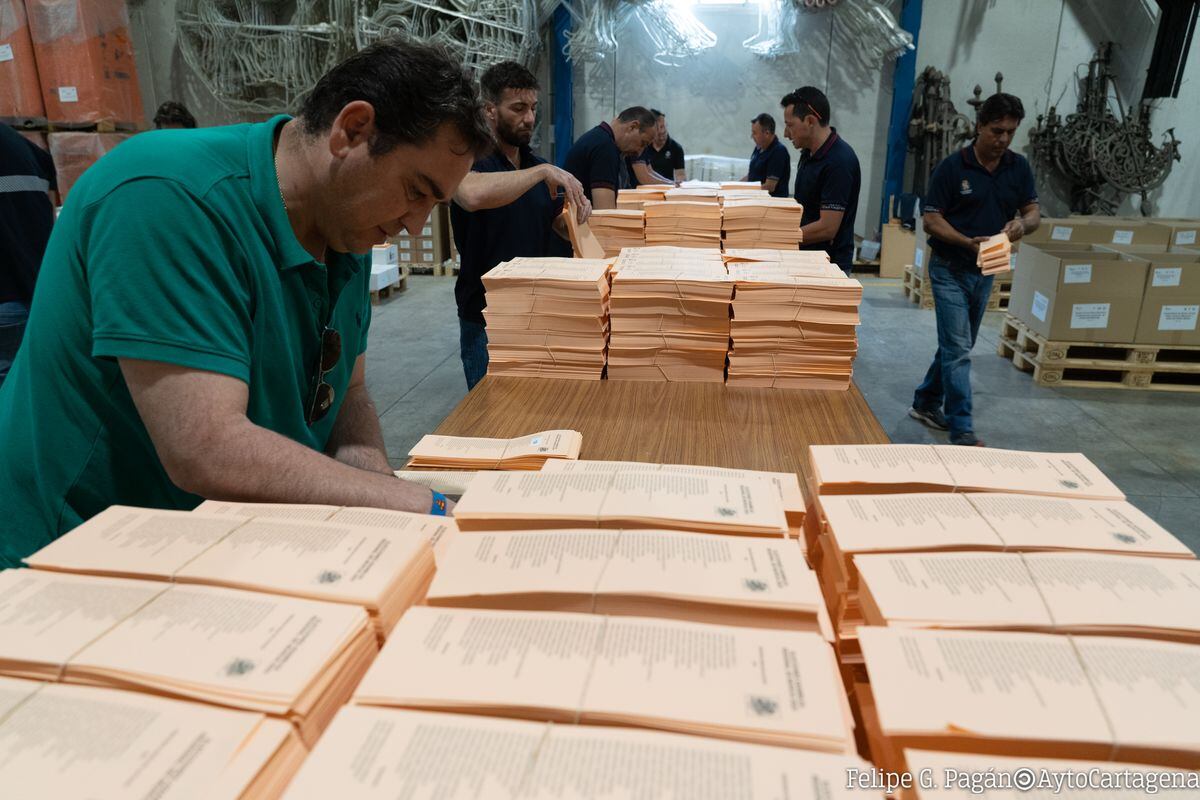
[960,179,972,195]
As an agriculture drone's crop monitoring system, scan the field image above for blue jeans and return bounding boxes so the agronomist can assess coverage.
[912,257,993,437]
[0,302,29,387]
[459,317,489,390]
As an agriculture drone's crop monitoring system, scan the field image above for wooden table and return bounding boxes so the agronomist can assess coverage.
[434,377,889,500]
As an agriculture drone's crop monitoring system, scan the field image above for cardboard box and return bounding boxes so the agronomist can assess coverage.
[1010,244,1148,343]
[1085,220,1171,248]
[26,0,144,126]
[1150,220,1200,249]
[372,244,398,267]
[1134,253,1200,346]
[48,131,131,201]
[369,263,401,292]
[880,222,914,279]
[1026,218,1170,248]
[388,205,450,266]
[0,0,46,121]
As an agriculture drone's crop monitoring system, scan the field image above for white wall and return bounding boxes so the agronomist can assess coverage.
[127,0,1198,223]
[570,3,894,239]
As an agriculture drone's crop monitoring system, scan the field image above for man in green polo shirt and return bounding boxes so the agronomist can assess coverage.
[0,40,493,568]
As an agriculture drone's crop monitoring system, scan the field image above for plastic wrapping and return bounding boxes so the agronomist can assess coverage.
[178,0,353,115]
[0,0,46,121]
[17,128,47,151]
[26,0,143,126]
[47,131,131,201]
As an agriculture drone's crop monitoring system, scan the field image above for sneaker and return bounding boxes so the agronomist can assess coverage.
[950,432,986,447]
[908,406,948,431]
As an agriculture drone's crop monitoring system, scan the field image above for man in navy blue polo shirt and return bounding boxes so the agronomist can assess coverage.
[781,87,860,274]
[910,93,1040,447]
[564,107,656,209]
[630,110,684,187]
[742,113,790,198]
[450,62,591,389]
[0,125,56,386]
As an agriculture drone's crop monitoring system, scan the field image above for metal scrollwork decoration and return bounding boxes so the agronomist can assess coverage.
[1029,42,1180,215]
[906,67,982,197]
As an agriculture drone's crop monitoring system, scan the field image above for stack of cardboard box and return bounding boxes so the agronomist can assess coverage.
[0,0,45,125]
[391,205,451,271]
[1011,236,1200,348]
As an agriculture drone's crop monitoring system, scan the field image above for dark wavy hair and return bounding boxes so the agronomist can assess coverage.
[978,93,1025,126]
[153,101,196,129]
[298,37,492,157]
[480,61,539,103]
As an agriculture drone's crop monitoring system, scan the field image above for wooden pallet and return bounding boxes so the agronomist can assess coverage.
[0,115,48,130]
[4,117,140,133]
[904,266,1011,312]
[406,260,460,277]
[987,290,1011,311]
[901,265,933,309]
[997,315,1200,391]
[369,268,409,304]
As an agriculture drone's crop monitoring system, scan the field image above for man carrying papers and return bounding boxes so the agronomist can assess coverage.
[909,93,1040,446]
[0,41,494,569]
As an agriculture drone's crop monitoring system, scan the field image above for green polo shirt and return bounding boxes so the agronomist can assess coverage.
[0,115,371,568]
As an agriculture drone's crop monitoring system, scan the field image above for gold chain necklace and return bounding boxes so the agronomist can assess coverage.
[274,149,288,213]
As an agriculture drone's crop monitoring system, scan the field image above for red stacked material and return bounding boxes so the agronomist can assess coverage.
[0,0,46,122]
[48,131,130,201]
[26,0,144,127]
[17,129,47,151]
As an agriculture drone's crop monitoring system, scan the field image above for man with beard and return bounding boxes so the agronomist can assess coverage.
[450,62,590,389]
[564,106,657,209]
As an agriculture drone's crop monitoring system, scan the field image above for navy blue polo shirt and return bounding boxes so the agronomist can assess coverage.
[636,137,685,181]
[1,125,56,305]
[450,146,563,322]
[747,137,791,198]
[564,122,625,201]
[924,145,1038,270]
[794,129,860,273]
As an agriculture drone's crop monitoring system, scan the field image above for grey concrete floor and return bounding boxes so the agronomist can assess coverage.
[366,274,1199,553]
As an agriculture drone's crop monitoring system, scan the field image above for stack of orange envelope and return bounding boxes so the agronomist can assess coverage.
[482,257,612,380]
[589,210,645,256]
[616,187,667,210]
[608,248,732,382]
[722,197,805,250]
[977,233,1012,275]
[643,200,723,248]
[725,250,862,390]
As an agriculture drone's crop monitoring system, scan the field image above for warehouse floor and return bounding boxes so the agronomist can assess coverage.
[367,276,1200,554]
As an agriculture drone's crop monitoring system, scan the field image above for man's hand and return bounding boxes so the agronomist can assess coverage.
[1002,218,1026,241]
[970,235,991,253]
[539,164,590,223]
